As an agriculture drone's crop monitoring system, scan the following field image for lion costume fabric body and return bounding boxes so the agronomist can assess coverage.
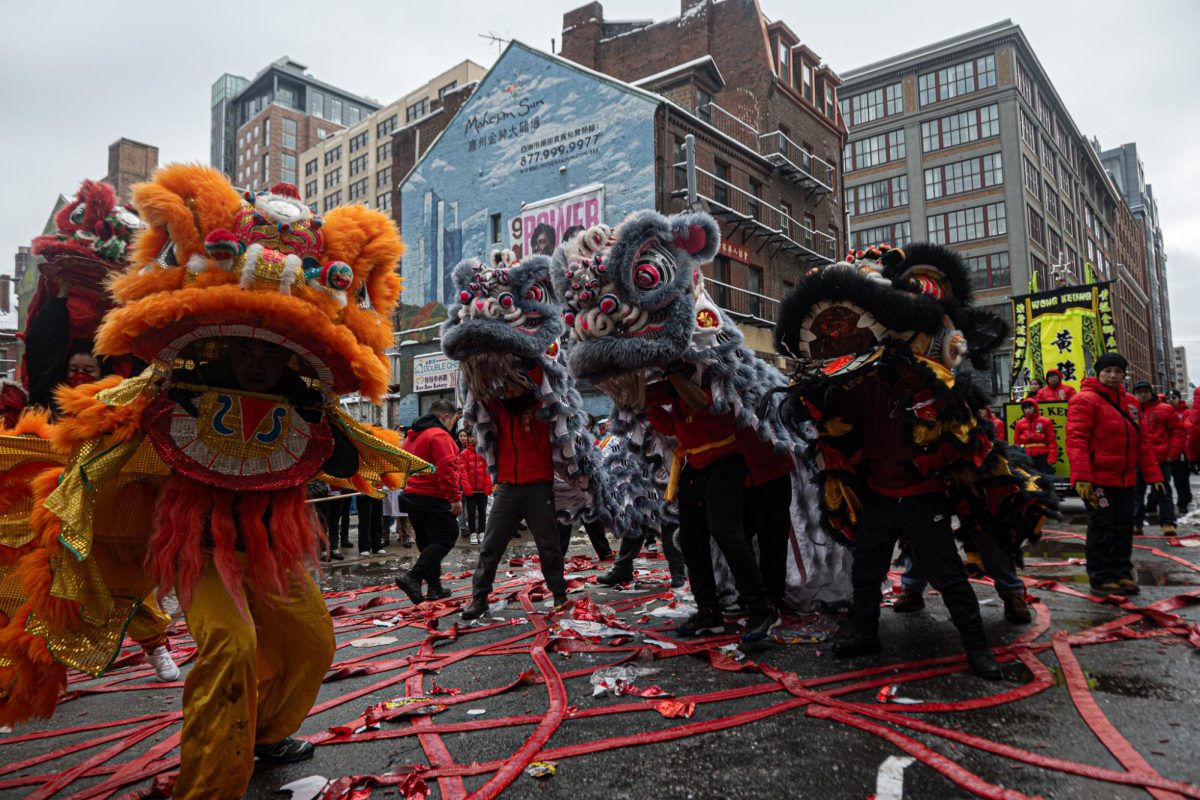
[549,210,852,610]
[772,243,1055,553]
[0,165,428,730]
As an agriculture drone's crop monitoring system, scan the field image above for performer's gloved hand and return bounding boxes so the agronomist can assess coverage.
[1152,482,1167,495]
[1073,481,1095,506]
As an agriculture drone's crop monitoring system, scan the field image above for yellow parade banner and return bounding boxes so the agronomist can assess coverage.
[1009,282,1117,399]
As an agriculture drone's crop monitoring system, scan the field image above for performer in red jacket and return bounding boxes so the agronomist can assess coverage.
[459,432,492,544]
[1132,380,1185,535]
[395,400,464,603]
[1066,354,1164,595]
[1163,389,1192,513]
[977,402,1006,442]
[1033,368,1077,403]
[1012,398,1058,471]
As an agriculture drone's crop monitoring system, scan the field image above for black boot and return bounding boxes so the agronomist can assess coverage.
[597,568,634,586]
[967,648,1002,680]
[891,589,925,613]
[425,580,452,601]
[832,618,881,657]
[395,570,424,605]
[461,597,488,620]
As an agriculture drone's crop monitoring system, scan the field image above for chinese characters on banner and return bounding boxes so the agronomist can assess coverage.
[1009,282,1118,399]
[509,185,605,258]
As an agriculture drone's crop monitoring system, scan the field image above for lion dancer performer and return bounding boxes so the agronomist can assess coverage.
[774,243,1055,679]
[550,213,847,649]
[1,178,181,682]
[0,166,428,799]
[439,250,618,619]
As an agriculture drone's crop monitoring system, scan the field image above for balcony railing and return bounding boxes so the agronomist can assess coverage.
[685,163,837,265]
[704,277,779,323]
[700,103,834,195]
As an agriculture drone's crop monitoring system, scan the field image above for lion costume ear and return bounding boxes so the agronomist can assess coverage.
[128,164,245,270]
[668,213,720,263]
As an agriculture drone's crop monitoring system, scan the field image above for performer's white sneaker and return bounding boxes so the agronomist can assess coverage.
[147,646,180,682]
[469,533,480,544]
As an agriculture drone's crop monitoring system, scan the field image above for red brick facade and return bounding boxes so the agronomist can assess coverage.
[234,106,342,189]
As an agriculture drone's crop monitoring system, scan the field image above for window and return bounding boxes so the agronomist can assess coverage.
[317,128,329,140]
[711,256,729,308]
[324,145,342,166]
[714,160,730,206]
[1028,206,1045,247]
[1023,157,1040,200]
[1019,112,1037,150]
[803,214,817,250]
[965,252,1011,289]
[1048,226,1063,259]
[376,115,398,138]
[850,221,911,250]
[1063,206,1076,241]
[926,202,1006,244]
[263,119,270,141]
[779,201,793,236]
[324,167,341,189]
[1031,254,1047,287]
[376,191,392,212]
[280,153,296,185]
[1015,60,1034,105]
[673,137,686,192]
[824,85,835,120]
[376,165,392,189]
[490,213,502,244]
[350,131,369,153]
[439,82,458,100]
[1044,184,1059,221]
[846,174,908,216]
[331,98,343,124]
[921,104,999,152]
[748,266,763,317]
[841,82,904,127]
[923,152,1003,199]
[350,154,369,176]
[405,98,429,123]
[262,154,269,180]
[304,180,318,199]
[377,143,391,163]
[696,87,713,123]
[277,86,296,109]
[749,179,761,221]
[310,91,324,118]
[802,64,813,102]
[304,158,318,177]
[348,178,368,201]
[918,54,996,106]
[777,41,789,77]
[843,129,905,172]
[348,106,361,124]
[323,191,342,212]
[282,118,297,150]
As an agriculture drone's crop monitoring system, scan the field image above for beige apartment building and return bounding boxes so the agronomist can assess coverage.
[300,61,485,215]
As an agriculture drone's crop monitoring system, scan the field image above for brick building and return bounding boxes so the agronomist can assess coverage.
[102,138,158,204]
[559,0,846,347]
[839,20,1156,398]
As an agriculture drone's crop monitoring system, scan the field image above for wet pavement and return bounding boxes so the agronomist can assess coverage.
[1,499,1198,799]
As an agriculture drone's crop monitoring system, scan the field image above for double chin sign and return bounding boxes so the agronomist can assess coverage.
[510,185,604,259]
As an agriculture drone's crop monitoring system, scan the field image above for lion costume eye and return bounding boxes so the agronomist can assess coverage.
[632,241,676,291]
[69,204,86,226]
[525,284,544,302]
[498,292,515,309]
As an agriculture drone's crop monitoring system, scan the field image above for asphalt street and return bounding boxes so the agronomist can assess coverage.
[1,497,1198,800]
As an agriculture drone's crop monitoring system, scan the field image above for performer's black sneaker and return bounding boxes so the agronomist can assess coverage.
[425,584,452,601]
[461,598,488,620]
[740,608,780,649]
[675,608,726,637]
[831,620,881,657]
[254,737,315,764]
[966,648,1002,680]
[552,594,569,611]
[891,589,925,613]
[670,575,687,589]
[597,570,633,586]
[395,571,424,605]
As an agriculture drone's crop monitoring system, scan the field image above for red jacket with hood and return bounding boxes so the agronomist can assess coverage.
[483,366,555,485]
[1189,388,1200,461]
[1066,378,1162,487]
[402,415,462,502]
[1033,370,1077,404]
[1139,395,1186,463]
[1012,399,1057,463]
[460,446,493,496]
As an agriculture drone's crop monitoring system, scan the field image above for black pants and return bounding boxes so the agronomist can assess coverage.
[1086,485,1137,584]
[743,474,792,606]
[1031,454,1051,473]
[472,482,566,599]
[1172,456,1193,511]
[1135,461,1176,527]
[584,520,613,557]
[324,495,351,548]
[357,495,385,553]
[464,493,488,534]
[677,453,768,615]
[404,493,460,585]
[853,490,986,651]
[611,523,687,581]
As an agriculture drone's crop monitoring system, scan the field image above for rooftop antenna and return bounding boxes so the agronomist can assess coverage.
[478,32,510,56]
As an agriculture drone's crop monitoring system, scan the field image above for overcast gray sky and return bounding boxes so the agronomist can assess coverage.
[2,0,1197,379]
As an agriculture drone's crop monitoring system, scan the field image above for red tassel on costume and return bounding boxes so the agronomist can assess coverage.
[147,474,323,611]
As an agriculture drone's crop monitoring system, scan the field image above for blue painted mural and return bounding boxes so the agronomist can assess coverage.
[399,41,659,305]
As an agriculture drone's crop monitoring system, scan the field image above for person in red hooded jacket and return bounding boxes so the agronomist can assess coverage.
[1131,380,1185,535]
[395,399,464,603]
[1163,389,1192,513]
[1012,398,1058,471]
[977,402,1006,442]
[459,431,492,545]
[1034,368,1077,404]
[1066,354,1164,596]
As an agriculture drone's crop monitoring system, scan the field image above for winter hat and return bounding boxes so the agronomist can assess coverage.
[1132,379,1153,392]
[1094,352,1127,373]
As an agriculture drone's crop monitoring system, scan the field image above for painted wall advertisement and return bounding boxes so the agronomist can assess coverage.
[510,184,604,258]
[412,352,458,393]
